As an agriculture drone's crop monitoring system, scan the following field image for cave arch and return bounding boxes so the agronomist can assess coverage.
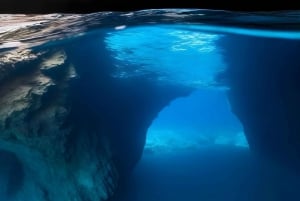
[145,88,248,154]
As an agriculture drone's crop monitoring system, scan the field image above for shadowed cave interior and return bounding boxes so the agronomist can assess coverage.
[1,24,300,201]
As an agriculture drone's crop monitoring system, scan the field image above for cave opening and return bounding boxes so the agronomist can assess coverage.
[110,87,253,201]
[145,88,248,155]
[105,24,256,201]
[3,11,300,201]
[126,88,250,201]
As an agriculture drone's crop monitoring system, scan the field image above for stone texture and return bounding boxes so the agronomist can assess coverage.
[0,48,118,201]
[0,34,191,201]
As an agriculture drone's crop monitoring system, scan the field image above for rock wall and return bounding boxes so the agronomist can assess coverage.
[0,47,118,201]
[0,34,191,201]
[219,35,300,171]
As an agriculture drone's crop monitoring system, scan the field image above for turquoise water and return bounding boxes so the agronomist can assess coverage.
[145,89,248,154]
[105,25,224,87]
[1,9,300,201]
[104,24,248,153]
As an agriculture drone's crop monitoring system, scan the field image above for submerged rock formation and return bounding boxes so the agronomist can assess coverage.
[219,35,300,172]
[0,33,191,201]
[0,47,116,201]
[3,19,300,201]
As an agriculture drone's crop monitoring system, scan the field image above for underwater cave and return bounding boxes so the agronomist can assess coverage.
[145,88,248,154]
[110,88,250,201]
[1,10,300,201]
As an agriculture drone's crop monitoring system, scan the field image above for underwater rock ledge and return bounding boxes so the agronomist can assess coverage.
[0,35,192,201]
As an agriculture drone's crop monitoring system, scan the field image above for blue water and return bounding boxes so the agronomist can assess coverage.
[102,11,300,201]
[105,25,224,87]
[145,89,248,154]
[115,147,300,201]
[1,9,300,201]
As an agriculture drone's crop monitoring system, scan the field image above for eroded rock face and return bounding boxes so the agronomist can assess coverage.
[0,35,191,201]
[0,47,118,201]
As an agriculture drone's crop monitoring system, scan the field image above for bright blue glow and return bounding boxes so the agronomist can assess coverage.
[105,24,248,153]
[145,89,248,153]
[183,24,300,40]
[105,25,225,88]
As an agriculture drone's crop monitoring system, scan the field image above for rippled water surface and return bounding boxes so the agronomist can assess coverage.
[1,9,300,87]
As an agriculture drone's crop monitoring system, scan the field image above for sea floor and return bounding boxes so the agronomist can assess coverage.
[113,145,300,201]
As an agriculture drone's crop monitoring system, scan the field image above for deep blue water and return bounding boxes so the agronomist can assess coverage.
[1,9,300,201]
[113,147,300,201]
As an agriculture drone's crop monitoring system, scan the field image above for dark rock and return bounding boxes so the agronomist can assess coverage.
[0,45,118,201]
[0,149,24,200]
[219,35,300,171]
